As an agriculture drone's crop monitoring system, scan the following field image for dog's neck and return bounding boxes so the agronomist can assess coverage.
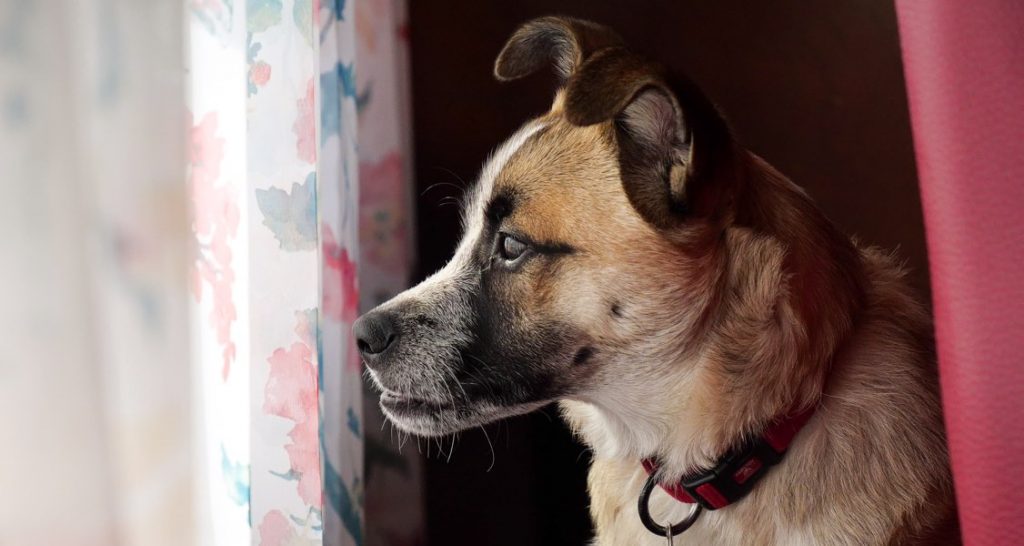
[563,153,866,479]
[562,353,804,478]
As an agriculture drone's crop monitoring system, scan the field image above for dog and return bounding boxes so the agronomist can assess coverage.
[353,16,957,545]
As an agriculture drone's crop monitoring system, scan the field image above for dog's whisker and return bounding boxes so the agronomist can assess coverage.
[479,424,496,472]
[433,166,469,187]
[437,196,462,210]
[448,356,471,402]
[419,180,464,197]
[445,432,459,464]
[436,366,460,407]
[459,355,498,398]
[538,406,554,423]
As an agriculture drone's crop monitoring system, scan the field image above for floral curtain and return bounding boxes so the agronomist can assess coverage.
[353,1,426,545]
[187,0,363,544]
[2,0,418,545]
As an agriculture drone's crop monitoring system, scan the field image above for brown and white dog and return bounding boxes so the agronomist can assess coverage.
[354,16,957,545]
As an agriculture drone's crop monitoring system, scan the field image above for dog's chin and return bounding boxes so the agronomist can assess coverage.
[379,391,551,437]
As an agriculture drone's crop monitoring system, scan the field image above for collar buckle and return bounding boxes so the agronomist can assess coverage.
[674,434,785,510]
[642,405,816,511]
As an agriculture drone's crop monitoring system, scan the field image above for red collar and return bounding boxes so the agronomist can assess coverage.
[642,405,817,510]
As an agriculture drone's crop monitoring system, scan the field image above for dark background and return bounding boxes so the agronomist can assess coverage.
[405,1,926,544]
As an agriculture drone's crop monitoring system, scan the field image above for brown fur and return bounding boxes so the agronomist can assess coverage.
[494,18,957,545]
[360,16,957,545]
[488,109,955,544]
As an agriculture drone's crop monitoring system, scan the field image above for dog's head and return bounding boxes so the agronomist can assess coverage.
[354,17,862,447]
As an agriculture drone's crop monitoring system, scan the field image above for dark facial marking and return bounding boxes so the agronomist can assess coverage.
[485,191,516,226]
[450,226,582,405]
[573,346,595,366]
[611,302,623,318]
[414,314,438,328]
[530,238,577,256]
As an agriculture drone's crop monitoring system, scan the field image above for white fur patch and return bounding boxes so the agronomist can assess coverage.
[461,120,548,243]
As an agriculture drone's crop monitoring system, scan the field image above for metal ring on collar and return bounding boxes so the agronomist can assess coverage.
[637,472,703,537]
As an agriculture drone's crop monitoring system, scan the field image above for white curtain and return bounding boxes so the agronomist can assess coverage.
[1,1,192,545]
[0,0,413,543]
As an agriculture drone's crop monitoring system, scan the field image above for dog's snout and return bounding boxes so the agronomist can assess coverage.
[353,311,398,361]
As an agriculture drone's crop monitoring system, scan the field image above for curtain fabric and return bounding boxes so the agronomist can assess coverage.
[1,2,193,545]
[187,0,362,544]
[2,0,418,544]
[895,1,1024,544]
[352,1,426,544]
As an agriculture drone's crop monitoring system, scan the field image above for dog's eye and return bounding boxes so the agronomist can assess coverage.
[498,233,528,262]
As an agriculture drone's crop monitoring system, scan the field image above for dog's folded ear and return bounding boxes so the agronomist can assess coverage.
[565,48,733,228]
[495,16,733,229]
[494,16,624,82]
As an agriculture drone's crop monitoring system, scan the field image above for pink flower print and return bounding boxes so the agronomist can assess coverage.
[322,224,362,373]
[359,152,409,272]
[321,224,359,323]
[294,78,316,164]
[257,510,295,546]
[188,111,238,381]
[189,113,225,237]
[264,342,317,426]
[251,61,272,87]
[287,405,323,508]
[264,338,322,509]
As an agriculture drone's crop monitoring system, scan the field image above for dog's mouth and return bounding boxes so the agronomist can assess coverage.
[376,384,555,437]
[368,346,575,437]
[379,390,456,416]
[376,386,467,436]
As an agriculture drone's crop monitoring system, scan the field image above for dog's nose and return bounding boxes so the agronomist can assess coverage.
[353,311,398,360]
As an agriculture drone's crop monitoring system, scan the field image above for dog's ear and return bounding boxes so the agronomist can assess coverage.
[494,16,623,82]
[565,49,733,229]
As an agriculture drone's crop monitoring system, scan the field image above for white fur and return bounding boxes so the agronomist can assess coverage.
[461,121,548,240]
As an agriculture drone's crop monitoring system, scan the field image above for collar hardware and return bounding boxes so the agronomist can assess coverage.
[637,473,703,538]
[641,405,816,512]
